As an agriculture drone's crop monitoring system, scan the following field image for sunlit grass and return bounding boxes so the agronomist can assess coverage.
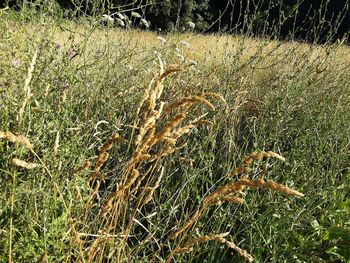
[0,11,349,262]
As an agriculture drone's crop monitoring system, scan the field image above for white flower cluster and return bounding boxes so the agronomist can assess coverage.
[100,11,150,29]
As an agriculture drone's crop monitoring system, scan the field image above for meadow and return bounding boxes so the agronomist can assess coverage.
[0,11,350,262]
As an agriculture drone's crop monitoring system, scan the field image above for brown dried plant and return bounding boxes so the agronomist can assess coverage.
[166,151,303,262]
[171,232,254,262]
[71,60,303,263]
[71,60,223,262]
[18,48,38,126]
[0,131,33,150]
[12,158,39,170]
[229,151,286,177]
[0,131,38,170]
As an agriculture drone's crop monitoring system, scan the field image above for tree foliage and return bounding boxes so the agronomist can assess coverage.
[1,0,349,42]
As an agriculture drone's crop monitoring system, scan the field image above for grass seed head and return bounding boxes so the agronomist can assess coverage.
[53,130,60,155]
[230,151,285,177]
[165,95,216,112]
[144,166,165,204]
[173,232,253,262]
[201,92,226,104]
[18,48,38,125]
[12,158,39,169]
[98,134,126,153]
[117,169,140,195]
[74,161,91,174]
[0,131,33,150]
[150,113,187,147]
[172,209,202,239]
[241,177,304,197]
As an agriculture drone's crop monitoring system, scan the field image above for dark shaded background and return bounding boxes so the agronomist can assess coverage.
[1,0,349,43]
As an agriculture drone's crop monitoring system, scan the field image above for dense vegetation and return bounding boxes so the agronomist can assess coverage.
[2,0,350,42]
[0,2,349,263]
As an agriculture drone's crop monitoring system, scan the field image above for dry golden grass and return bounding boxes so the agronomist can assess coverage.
[11,158,39,170]
[2,14,349,263]
[0,131,33,150]
[229,151,286,177]
[170,175,304,239]
[67,59,304,262]
[170,151,303,241]
[4,19,349,81]
[18,48,38,126]
[172,232,254,262]
[69,61,229,261]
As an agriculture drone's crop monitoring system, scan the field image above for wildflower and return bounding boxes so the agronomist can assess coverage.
[140,18,149,28]
[180,41,191,49]
[116,18,125,27]
[102,14,114,22]
[117,12,125,20]
[131,11,141,18]
[55,42,62,49]
[11,60,20,68]
[157,36,167,44]
[187,21,195,29]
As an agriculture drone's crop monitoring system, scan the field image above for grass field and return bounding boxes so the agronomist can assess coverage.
[0,11,350,262]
